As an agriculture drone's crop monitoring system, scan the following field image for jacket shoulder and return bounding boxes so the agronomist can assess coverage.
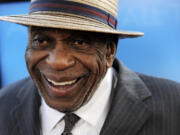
[0,77,34,104]
[137,73,180,133]
[0,78,39,134]
[138,73,180,96]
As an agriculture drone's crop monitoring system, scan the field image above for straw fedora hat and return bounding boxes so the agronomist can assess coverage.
[0,0,143,38]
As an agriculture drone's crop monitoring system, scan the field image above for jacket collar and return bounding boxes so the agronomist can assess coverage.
[100,59,152,135]
[10,78,41,135]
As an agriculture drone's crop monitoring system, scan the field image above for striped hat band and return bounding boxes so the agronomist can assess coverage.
[29,0,117,29]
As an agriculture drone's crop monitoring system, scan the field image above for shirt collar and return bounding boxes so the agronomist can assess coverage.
[40,98,65,133]
[40,67,113,132]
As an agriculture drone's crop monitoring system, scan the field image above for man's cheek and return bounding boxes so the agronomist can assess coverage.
[25,49,48,69]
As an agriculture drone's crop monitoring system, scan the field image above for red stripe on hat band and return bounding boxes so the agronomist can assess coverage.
[29,3,117,28]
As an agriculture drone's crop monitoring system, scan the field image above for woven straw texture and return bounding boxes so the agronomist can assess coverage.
[0,0,144,38]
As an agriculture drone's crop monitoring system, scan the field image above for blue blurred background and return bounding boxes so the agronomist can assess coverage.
[0,0,180,87]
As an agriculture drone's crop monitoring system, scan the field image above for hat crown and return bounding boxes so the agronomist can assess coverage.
[30,0,118,18]
[0,0,143,37]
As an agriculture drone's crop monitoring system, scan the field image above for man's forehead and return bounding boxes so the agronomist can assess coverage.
[29,26,73,34]
[28,26,115,41]
[28,27,95,43]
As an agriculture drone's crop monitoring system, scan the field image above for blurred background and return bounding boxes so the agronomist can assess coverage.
[0,0,180,88]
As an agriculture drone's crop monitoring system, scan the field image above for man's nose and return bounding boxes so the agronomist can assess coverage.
[46,45,75,70]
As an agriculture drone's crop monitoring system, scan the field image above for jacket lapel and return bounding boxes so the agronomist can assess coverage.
[100,59,152,135]
[9,78,41,135]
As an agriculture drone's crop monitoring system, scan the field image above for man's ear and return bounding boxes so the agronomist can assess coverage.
[106,41,117,67]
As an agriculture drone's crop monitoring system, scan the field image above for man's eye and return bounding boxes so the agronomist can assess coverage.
[71,38,91,49]
[32,38,48,49]
[73,39,86,46]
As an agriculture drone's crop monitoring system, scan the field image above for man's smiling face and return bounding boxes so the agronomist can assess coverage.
[25,27,117,112]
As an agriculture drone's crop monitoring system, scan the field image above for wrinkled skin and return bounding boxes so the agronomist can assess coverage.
[25,27,117,112]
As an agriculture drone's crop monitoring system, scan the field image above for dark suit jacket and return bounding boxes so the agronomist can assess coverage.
[1,59,180,135]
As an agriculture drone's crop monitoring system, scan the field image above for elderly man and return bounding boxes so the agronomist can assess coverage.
[0,0,180,135]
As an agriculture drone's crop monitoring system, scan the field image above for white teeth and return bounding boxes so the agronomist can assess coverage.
[47,78,77,86]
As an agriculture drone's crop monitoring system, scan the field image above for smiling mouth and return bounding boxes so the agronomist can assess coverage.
[47,78,77,86]
[42,75,83,97]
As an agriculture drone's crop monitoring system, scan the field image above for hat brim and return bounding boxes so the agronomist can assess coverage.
[0,12,144,38]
